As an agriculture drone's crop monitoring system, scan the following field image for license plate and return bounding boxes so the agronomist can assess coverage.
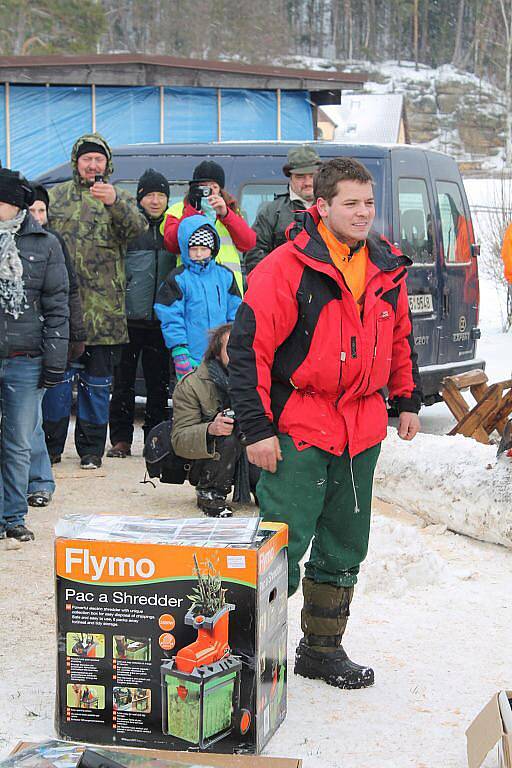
[408,294,433,314]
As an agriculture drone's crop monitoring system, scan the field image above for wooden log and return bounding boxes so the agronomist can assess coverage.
[442,369,487,391]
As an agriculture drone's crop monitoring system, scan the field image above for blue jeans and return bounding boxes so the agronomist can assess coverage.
[0,356,43,531]
[28,409,55,495]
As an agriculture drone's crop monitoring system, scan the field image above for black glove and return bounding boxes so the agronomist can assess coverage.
[188,183,203,211]
[68,340,86,362]
[39,368,65,389]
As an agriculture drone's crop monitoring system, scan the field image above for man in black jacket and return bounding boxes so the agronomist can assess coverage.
[108,169,176,457]
[0,169,69,541]
[244,145,321,274]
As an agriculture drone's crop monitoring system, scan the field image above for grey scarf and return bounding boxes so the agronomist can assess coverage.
[0,208,27,319]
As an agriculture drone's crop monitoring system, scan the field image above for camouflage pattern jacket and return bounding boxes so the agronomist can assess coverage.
[48,133,147,346]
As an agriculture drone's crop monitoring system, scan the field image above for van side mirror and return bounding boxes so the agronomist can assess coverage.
[471,243,480,258]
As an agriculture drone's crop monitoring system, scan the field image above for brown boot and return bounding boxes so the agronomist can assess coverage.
[294,578,374,688]
[106,442,131,458]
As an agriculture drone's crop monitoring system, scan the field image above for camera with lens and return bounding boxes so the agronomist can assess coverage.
[221,408,235,420]
[189,183,212,211]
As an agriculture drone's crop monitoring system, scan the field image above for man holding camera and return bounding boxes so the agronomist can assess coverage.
[171,323,258,517]
[46,133,147,469]
[162,160,255,295]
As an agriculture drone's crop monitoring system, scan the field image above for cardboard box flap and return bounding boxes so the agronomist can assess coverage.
[8,743,301,768]
[466,693,504,768]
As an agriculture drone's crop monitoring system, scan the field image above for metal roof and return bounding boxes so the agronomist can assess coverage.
[0,53,366,89]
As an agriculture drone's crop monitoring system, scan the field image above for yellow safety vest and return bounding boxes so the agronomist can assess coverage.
[161,202,244,295]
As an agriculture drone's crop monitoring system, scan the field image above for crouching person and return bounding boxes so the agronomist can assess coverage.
[171,324,259,517]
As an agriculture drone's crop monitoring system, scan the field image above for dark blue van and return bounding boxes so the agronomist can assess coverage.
[38,141,483,403]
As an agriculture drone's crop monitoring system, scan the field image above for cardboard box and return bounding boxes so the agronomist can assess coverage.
[54,517,288,756]
[466,691,512,768]
[9,741,302,767]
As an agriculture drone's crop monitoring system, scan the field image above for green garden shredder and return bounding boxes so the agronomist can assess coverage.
[161,603,250,749]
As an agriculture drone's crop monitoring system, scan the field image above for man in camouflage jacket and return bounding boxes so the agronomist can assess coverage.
[45,132,147,469]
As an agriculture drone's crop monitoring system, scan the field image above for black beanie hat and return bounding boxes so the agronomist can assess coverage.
[30,183,50,210]
[192,160,225,189]
[76,141,109,161]
[0,168,35,208]
[137,168,170,204]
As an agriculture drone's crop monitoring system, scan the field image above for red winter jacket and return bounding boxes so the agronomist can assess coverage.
[163,201,256,253]
[228,206,421,458]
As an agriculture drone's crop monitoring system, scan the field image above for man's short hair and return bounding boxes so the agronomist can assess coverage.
[314,157,374,204]
[204,323,232,362]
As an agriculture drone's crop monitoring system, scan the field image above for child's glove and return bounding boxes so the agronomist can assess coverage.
[172,346,195,380]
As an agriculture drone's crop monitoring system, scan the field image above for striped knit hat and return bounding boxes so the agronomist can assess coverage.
[188,225,216,252]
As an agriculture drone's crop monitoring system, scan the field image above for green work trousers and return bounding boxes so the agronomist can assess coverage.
[258,435,381,595]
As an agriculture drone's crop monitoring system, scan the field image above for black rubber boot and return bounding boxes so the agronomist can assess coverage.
[294,578,374,689]
[196,489,233,518]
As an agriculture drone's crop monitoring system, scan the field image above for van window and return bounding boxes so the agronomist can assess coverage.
[398,178,434,265]
[240,183,288,226]
[115,180,188,209]
[436,181,470,264]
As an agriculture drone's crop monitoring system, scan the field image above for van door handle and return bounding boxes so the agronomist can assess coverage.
[442,289,450,318]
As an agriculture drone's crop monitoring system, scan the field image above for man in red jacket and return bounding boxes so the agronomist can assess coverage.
[228,157,421,690]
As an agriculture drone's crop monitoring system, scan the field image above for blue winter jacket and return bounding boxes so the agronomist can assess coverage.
[154,215,242,362]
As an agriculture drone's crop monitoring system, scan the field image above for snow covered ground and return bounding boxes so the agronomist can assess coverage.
[1,185,511,768]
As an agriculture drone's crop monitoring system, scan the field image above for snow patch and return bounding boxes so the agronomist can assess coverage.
[360,517,450,597]
[375,428,512,548]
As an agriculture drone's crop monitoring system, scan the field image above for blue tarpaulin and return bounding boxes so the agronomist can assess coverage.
[1,84,314,176]
[221,89,277,141]
[10,85,92,177]
[96,86,160,147]
[281,90,314,140]
[164,87,217,143]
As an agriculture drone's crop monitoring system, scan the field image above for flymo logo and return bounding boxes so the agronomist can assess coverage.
[259,544,276,573]
[65,547,156,582]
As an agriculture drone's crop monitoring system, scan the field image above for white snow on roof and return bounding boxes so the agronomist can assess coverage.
[321,94,405,143]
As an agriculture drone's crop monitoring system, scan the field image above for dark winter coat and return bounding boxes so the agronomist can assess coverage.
[125,211,176,327]
[0,214,69,370]
[171,362,223,460]
[244,190,307,274]
[48,227,86,342]
[228,205,422,459]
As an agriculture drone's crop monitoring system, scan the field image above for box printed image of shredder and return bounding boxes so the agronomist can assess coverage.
[161,555,249,749]
[54,515,288,755]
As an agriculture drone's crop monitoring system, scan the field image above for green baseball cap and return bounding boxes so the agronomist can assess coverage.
[283,145,322,177]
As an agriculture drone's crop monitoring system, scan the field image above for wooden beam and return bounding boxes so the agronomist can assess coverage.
[442,369,487,391]
[448,384,502,443]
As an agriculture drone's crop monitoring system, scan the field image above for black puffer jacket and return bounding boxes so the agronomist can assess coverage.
[0,214,69,369]
[125,211,176,327]
[244,191,307,274]
[49,227,86,342]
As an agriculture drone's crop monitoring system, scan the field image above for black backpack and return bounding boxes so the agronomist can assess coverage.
[143,420,189,484]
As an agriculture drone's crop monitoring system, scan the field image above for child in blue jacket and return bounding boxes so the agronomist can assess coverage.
[154,215,242,379]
